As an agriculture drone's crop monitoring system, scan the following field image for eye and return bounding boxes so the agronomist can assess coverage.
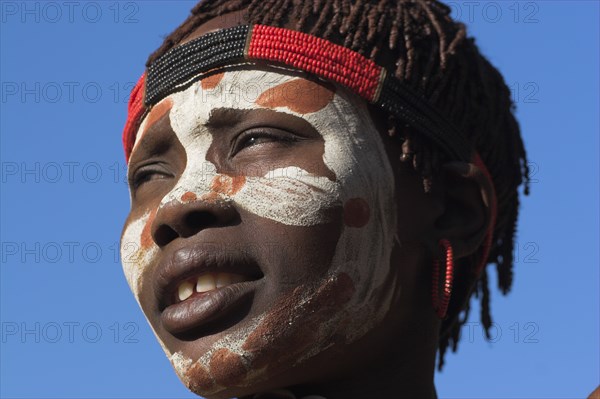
[231,129,300,156]
[130,163,172,190]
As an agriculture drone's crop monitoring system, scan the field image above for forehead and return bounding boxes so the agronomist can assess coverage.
[133,68,345,151]
[181,68,336,109]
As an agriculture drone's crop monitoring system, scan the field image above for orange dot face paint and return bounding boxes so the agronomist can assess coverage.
[343,197,371,228]
[120,68,398,397]
[180,191,197,203]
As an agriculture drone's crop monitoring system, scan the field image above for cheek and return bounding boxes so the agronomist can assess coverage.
[177,272,355,395]
[140,208,157,249]
[211,174,246,196]
[232,167,340,226]
[299,93,397,339]
[120,211,159,298]
[240,272,355,368]
[343,197,371,228]
[166,163,341,227]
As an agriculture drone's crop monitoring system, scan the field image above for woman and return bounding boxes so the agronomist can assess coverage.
[119,1,529,398]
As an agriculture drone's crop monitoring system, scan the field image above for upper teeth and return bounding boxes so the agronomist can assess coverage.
[177,273,246,302]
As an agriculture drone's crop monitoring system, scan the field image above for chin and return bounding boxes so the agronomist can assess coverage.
[146,271,361,398]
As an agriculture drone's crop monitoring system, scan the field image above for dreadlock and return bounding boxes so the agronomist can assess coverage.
[145,0,530,369]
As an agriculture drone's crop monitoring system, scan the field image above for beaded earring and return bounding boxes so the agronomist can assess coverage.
[432,238,454,319]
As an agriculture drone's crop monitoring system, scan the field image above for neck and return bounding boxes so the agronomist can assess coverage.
[292,351,437,399]
[245,332,438,399]
[242,255,440,399]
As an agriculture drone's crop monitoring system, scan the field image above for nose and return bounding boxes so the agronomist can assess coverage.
[151,196,238,247]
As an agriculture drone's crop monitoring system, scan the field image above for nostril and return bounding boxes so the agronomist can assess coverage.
[152,210,223,247]
[185,211,217,230]
[153,225,179,247]
[151,199,238,248]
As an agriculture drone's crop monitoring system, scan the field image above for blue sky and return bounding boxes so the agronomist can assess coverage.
[1,1,598,398]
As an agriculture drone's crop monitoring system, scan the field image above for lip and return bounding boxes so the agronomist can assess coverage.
[161,280,259,335]
[153,244,263,335]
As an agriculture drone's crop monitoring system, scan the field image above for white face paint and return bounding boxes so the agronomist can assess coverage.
[157,73,341,227]
[120,210,154,297]
[120,68,397,396]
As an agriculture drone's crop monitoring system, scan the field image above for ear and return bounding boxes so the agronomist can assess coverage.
[429,161,494,260]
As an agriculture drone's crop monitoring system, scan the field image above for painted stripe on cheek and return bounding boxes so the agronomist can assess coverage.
[256,78,335,114]
[232,167,340,226]
[209,348,248,387]
[140,208,157,249]
[211,174,246,196]
[186,362,216,392]
[241,272,355,370]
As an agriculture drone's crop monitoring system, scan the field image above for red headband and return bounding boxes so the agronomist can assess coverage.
[122,24,473,163]
[122,73,145,163]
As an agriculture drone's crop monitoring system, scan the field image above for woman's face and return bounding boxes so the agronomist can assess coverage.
[120,67,401,397]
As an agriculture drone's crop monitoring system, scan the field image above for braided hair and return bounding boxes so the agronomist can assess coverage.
[145,0,530,369]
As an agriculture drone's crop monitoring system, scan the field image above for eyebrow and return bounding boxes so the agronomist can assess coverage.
[203,107,324,143]
[204,108,250,131]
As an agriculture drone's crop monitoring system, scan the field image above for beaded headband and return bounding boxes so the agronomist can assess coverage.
[122,24,474,163]
[121,23,497,275]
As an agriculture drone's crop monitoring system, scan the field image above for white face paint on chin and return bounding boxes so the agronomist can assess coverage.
[120,68,397,395]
